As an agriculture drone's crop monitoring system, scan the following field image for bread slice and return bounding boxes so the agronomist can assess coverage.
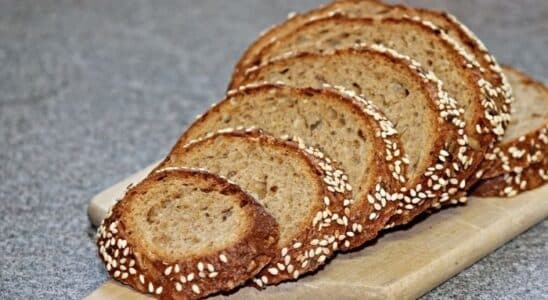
[471,67,547,197]
[172,84,404,249]
[156,129,352,285]
[480,66,547,179]
[471,159,547,197]
[96,168,279,299]
[237,46,469,225]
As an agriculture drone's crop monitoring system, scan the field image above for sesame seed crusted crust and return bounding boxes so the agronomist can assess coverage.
[156,128,352,286]
[96,168,279,300]
[482,125,547,179]
[172,83,404,250]
[480,67,547,180]
[472,159,548,198]
[237,45,471,225]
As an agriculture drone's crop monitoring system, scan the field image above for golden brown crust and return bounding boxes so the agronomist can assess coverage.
[237,45,471,225]
[156,129,352,286]
[472,159,548,197]
[172,84,403,249]
[480,66,547,179]
[96,169,279,299]
[482,125,547,179]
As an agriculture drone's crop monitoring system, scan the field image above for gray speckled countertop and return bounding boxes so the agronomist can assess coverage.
[0,1,546,299]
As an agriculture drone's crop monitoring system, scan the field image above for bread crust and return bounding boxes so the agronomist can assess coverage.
[480,66,547,179]
[237,45,470,225]
[96,168,279,299]
[172,84,404,249]
[156,129,352,286]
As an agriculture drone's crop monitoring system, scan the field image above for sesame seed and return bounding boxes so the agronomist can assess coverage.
[191,284,200,294]
[155,287,163,295]
[219,254,228,263]
[268,268,279,275]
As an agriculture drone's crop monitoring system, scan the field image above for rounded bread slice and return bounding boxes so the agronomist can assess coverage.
[173,84,404,249]
[237,46,468,225]
[156,129,352,285]
[96,168,279,299]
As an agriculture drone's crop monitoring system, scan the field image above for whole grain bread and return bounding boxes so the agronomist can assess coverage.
[156,129,352,286]
[237,46,469,225]
[173,84,404,249]
[480,66,547,179]
[96,168,279,299]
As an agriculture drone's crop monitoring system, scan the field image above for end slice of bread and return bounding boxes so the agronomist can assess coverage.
[237,46,470,225]
[157,129,352,285]
[172,84,404,249]
[96,168,279,299]
[472,66,547,197]
[480,66,547,179]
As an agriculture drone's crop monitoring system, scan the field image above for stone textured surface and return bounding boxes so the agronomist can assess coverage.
[0,1,545,299]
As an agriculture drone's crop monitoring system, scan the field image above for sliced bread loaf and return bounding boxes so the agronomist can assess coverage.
[481,66,547,179]
[172,84,404,249]
[96,168,279,299]
[237,46,469,225]
[156,129,352,285]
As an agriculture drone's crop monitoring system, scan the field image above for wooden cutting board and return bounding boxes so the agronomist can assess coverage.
[86,162,548,300]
